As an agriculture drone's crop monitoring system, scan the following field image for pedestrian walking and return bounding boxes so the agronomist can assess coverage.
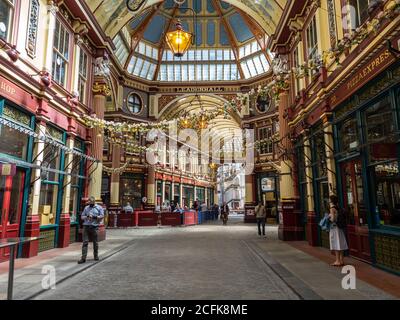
[220,202,229,226]
[78,196,104,264]
[255,201,266,238]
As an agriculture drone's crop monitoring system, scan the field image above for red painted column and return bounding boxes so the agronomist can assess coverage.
[22,216,40,258]
[58,214,71,248]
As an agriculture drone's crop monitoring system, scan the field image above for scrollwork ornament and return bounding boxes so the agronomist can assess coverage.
[92,82,111,97]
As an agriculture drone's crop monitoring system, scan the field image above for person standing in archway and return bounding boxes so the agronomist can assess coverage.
[255,201,267,238]
[221,202,229,226]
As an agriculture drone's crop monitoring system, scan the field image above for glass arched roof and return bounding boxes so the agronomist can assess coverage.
[112,0,273,82]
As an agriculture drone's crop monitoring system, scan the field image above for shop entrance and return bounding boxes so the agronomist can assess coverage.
[0,168,25,261]
[340,160,371,262]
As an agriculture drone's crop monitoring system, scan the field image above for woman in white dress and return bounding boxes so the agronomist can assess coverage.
[328,195,348,266]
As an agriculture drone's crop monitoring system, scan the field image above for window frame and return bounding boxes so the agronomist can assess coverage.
[52,17,72,88]
[0,0,15,42]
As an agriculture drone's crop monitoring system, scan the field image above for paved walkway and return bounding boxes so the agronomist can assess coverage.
[0,217,398,300]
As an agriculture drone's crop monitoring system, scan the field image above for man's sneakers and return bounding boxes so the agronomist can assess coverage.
[94,256,99,261]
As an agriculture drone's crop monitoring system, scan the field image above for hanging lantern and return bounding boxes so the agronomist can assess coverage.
[165,20,193,57]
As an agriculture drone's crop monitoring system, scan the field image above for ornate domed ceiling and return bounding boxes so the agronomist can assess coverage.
[109,0,276,82]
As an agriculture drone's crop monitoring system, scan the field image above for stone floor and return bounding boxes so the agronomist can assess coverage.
[0,216,398,300]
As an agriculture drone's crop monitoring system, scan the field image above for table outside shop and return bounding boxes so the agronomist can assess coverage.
[0,237,41,300]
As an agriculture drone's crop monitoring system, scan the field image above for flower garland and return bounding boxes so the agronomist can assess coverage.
[103,160,131,175]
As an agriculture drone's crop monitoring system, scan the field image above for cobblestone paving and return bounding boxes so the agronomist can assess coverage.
[33,218,396,300]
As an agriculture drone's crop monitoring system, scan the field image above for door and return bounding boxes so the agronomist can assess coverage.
[0,168,25,261]
[341,160,371,262]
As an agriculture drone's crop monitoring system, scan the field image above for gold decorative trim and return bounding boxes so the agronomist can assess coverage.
[92,82,111,97]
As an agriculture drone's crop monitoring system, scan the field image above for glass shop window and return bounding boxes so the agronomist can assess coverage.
[0,104,31,160]
[365,96,396,164]
[120,176,143,209]
[372,161,400,227]
[338,117,359,154]
[39,126,64,226]
[313,131,327,178]
[0,0,14,41]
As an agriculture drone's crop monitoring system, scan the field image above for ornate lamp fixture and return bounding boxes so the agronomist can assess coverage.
[165,20,193,58]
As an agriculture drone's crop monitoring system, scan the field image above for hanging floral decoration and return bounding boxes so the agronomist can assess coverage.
[103,160,132,175]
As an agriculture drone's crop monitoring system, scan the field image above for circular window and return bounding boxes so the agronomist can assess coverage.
[256,95,271,113]
[127,93,142,114]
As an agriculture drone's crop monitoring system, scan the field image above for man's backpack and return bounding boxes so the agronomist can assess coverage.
[336,207,347,229]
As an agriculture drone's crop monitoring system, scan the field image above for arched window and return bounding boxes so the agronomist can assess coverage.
[127,93,142,114]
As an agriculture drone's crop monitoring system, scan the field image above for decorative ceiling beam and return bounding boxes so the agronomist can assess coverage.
[124,4,162,69]
[153,5,179,81]
[237,10,272,65]
[212,0,245,80]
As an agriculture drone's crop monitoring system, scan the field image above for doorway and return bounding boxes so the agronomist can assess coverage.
[0,168,25,261]
[341,160,371,262]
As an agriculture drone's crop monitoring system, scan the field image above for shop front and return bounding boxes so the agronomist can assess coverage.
[120,173,144,210]
[182,185,194,208]
[333,60,400,271]
[256,172,279,223]
[0,100,34,261]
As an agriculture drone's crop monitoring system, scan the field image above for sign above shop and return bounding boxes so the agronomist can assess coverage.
[174,87,225,93]
[0,75,37,112]
[0,163,16,176]
[329,46,396,107]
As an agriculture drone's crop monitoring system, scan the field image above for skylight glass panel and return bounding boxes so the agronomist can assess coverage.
[216,50,223,60]
[182,65,188,81]
[147,63,156,80]
[223,50,231,60]
[203,64,209,81]
[239,47,245,59]
[140,60,150,78]
[196,50,202,61]
[251,41,258,54]
[160,65,167,81]
[196,65,202,80]
[202,50,209,60]
[113,34,129,65]
[216,64,223,80]
[189,65,195,81]
[145,44,152,58]
[223,64,230,80]
[241,61,250,79]
[210,64,216,80]
[247,59,257,77]
[245,43,252,57]
[137,42,145,55]
[127,56,136,73]
[209,49,215,60]
[231,64,237,80]
[253,55,264,73]
[188,50,195,60]
[167,50,173,61]
[133,58,143,75]
[167,65,174,81]
[260,54,270,72]
[174,65,182,81]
